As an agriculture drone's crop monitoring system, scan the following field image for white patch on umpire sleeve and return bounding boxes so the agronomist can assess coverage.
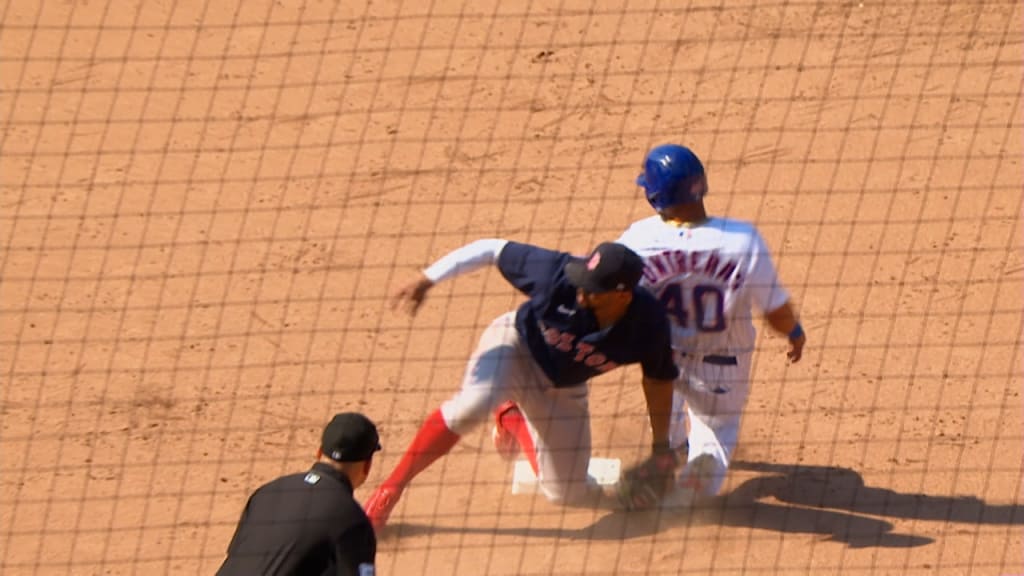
[303,472,321,485]
[358,563,375,576]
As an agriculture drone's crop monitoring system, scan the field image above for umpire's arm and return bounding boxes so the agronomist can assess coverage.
[334,520,376,576]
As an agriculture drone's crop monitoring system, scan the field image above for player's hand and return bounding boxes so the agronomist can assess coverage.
[787,332,805,363]
[616,449,679,510]
[392,274,434,316]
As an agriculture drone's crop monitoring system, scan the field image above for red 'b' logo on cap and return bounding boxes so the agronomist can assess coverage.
[587,252,601,270]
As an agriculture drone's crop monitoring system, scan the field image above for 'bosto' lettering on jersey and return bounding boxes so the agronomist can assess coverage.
[539,321,620,373]
[641,249,745,292]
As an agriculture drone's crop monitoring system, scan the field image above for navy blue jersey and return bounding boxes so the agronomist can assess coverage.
[497,242,679,388]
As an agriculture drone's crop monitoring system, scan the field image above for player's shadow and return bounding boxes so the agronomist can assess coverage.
[580,473,927,548]
[387,492,923,549]
[727,460,1024,526]
[585,459,1024,547]
[385,460,1021,548]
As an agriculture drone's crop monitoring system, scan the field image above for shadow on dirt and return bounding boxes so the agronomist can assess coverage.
[387,460,1022,548]
[728,460,1024,526]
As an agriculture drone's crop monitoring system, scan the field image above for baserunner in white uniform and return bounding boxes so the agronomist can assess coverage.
[616,143,808,507]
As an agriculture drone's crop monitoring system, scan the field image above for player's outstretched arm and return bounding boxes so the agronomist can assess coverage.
[764,301,806,363]
[616,376,679,510]
[641,376,674,451]
[391,238,510,317]
[391,274,435,316]
[613,376,678,511]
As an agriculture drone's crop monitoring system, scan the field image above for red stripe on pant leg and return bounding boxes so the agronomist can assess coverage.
[382,409,461,489]
[499,408,539,476]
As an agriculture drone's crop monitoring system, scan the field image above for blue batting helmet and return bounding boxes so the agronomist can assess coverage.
[636,144,706,211]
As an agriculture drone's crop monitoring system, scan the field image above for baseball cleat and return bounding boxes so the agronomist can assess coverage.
[491,401,522,461]
[660,453,716,509]
[364,484,402,533]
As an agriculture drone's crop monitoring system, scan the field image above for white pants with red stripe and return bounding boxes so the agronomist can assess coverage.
[439,312,595,504]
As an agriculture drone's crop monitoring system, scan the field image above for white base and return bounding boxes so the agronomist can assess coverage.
[511,457,621,495]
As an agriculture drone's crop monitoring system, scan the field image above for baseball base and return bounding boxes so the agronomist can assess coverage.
[511,458,622,495]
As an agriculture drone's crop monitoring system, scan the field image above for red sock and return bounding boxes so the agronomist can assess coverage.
[382,409,461,489]
[499,407,540,476]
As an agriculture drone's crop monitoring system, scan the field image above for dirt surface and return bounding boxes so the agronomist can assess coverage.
[2,1,1023,575]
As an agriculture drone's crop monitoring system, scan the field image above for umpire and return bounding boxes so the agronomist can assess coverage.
[216,412,382,576]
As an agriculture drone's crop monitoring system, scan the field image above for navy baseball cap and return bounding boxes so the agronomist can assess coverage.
[565,242,645,293]
[320,412,382,462]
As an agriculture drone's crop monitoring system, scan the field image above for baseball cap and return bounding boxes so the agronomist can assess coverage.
[565,242,645,293]
[320,412,382,462]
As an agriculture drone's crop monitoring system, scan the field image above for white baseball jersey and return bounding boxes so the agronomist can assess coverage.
[617,216,789,355]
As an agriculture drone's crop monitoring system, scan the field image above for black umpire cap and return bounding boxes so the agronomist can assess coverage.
[320,412,382,462]
[565,242,645,293]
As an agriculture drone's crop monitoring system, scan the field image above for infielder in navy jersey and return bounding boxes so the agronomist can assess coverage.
[363,240,679,531]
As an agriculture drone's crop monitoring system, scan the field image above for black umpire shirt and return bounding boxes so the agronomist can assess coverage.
[216,462,376,576]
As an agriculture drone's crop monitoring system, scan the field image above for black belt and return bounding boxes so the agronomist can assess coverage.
[681,352,737,366]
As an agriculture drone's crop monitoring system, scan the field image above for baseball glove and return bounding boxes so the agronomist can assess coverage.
[616,450,680,510]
